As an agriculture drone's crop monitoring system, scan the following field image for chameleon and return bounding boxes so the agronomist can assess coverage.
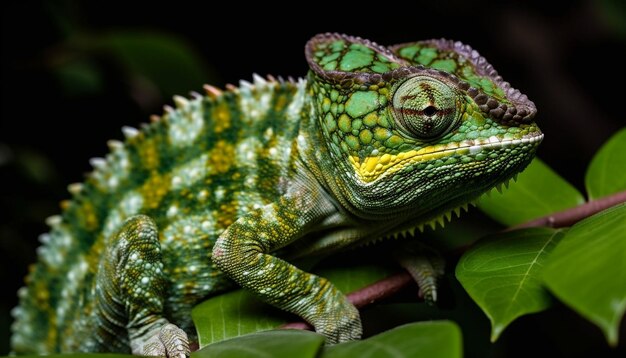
[10,33,541,356]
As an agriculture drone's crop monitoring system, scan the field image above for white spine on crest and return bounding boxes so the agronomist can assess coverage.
[168,95,204,147]
[89,157,106,170]
[122,126,140,139]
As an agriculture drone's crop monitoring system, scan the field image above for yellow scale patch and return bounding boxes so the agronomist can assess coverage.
[217,203,238,229]
[138,138,160,171]
[79,201,99,231]
[139,173,172,210]
[208,140,236,174]
[212,102,231,134]
[350,142,469,182]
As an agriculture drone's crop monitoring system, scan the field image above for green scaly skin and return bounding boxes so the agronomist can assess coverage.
[11,33,542,356]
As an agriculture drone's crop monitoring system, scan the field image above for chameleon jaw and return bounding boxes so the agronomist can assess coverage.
[381,202,473,241]
[349,132,543,183]
[379,170,520,243]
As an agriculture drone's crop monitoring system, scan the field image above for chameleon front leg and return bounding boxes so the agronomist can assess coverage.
[94,215,189,357]
[212,194,362,344]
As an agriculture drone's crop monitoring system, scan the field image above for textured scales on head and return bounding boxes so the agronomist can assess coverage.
[12,33,542,356]
[305,33,541,222]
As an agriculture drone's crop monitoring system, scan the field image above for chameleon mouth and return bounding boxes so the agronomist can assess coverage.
[349,131,543,183]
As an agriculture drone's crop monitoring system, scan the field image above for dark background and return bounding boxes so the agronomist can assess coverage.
[1,0,624,356]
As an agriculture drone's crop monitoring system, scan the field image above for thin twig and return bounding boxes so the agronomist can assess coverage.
[509,190,626,230]
[347,271,414,308]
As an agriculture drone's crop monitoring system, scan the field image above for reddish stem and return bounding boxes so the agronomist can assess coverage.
[509,190,626,230]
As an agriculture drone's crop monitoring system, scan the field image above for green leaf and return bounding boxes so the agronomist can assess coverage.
[456,227,564,341]
[543,203,626,346]
[323,321,462,358]
[192,289,288,348]
[194,329,324,358]
[196,322,461,358]
[477,158,585,226]
[192,264,395,347]
[585,128,626,200]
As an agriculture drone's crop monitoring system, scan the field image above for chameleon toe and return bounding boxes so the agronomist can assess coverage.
[158,323,189,358]
[139,323,189,357]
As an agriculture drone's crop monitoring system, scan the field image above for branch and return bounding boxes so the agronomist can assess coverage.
[280,190,626,331]
[280,272,415,331]
[347,271,415,308]
[509,190,626,230]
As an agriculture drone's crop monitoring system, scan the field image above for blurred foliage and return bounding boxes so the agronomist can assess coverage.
[52,30,216,110]
[599,0,626,37]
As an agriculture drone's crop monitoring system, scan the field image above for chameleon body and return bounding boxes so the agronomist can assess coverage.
[11,33,541,356]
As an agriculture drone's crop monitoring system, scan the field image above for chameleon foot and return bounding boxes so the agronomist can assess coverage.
[307,286,362,344]
[137,323,189,358]
[395,242,445,305]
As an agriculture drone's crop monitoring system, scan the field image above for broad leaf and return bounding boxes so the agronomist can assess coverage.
[543,203,626,346]
[323,321,462,358]
[456,228,564,341]
[478,158,584,226]
[192,289,288,348]
[194,329,324,358]
[192,264,395,347]
[585,127,626,200]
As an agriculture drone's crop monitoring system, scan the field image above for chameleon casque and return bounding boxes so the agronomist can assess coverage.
[11,33,541,356]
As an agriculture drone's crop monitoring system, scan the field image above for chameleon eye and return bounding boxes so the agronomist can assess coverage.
[392,76,462,139]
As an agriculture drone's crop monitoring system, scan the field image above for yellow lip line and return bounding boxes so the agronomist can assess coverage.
[350,132,543,183]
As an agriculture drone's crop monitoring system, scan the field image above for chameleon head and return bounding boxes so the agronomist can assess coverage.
[305,33,542,219]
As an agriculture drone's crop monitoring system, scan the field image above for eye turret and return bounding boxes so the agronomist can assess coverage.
[392,76,462,139]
